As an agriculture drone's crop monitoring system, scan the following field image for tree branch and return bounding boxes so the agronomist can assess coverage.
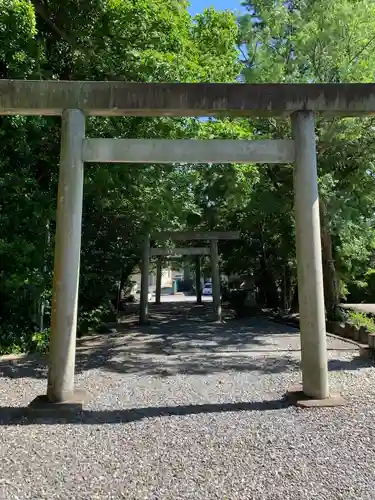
[31,0,80,50]
[346,32,375,69]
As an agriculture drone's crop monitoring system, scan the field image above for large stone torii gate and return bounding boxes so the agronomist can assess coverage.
[3,80,369,411]
[141,230,241,323]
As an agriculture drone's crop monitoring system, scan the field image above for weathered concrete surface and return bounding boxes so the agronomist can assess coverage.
[46,109,85,403]
[139,234,150,324]
[83,138,295,164]
[153,230,240,241]
[2,80,375,116]
[341,303,375,315]
[292,111,329,399]
[195,256,202,304]
[0,305,374,499]
[155,258,162,305]
[150,247,210,257]
[210,239,221,322]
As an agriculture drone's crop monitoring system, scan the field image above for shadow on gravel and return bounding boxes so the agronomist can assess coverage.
[0,303,371,380]
[328,357,374,371]
[0,398,289,426]
[0,353,302,380]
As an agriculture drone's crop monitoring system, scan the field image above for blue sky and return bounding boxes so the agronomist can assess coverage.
[188,0,246,16]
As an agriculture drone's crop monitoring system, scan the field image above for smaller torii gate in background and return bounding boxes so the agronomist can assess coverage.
[140,231,240,323]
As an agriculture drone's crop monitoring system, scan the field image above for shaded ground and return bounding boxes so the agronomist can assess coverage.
[0,302,374,499]
[0,302,363,380]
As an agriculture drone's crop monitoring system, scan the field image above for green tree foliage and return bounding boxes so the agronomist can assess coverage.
[2,0,375,352]
[233,0,375,316]
[0,0,240,351]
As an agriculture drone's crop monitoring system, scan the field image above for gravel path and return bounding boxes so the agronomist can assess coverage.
[0,303,375,499]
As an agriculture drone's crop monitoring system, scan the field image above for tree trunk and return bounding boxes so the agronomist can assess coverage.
[117,269,126,313]
[280,264,293,314]
[290,284,299,313]
[258,225,279,308]
[319,200,340,320]
[257,267,279,309]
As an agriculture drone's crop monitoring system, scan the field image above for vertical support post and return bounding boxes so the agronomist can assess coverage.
[195,255,202,304]
[156,257,162,305]
[210,239,221,322]
[140,234,150,324]
[47,109,85,403]
[183,259,192,290]
[292,111,329,400]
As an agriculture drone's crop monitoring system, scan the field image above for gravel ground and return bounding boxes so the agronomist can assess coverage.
[0,303,375,499]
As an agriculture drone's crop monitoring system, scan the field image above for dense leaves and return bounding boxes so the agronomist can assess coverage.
[234,0,375,316]
[0,0,240,350]
[1,0,375,352]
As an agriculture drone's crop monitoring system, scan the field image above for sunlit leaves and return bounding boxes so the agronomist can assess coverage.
[237,0,375,302]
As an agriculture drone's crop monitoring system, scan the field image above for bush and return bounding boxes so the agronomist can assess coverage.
[364,269,375,301]
[31,329,50,353]
[0,297,118,355]
[227,289,248,317]
[347,311,375,333]
[346,269,375,303]
[77,300,117,336]
[0,320,34,355]
[0,324,49,355]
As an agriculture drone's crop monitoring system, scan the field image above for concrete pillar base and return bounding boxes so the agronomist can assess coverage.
[285,386,346,408]
[209,317,223,324]
[28,390,85,416]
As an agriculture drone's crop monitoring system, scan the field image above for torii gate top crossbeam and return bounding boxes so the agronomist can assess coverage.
[1,80,375,117]
[152,231,240,241]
